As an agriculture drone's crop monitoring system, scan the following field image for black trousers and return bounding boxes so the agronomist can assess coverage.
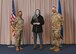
[33,32,43,44]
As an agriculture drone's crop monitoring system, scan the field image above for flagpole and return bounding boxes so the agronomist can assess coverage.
[8,24,14,47]
[8,0,15,47]
[8,14,14,47]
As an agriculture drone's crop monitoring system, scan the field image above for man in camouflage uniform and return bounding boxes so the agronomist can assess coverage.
[50,6,63,52]
[13,11,24,51]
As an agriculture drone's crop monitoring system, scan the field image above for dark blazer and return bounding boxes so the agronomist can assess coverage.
[31,15,44,33]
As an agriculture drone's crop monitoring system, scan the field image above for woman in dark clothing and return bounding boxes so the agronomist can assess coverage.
[31,9,44,49]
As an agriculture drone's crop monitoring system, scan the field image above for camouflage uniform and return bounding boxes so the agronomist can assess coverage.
[13,17,24,47]
[50,13,63,52]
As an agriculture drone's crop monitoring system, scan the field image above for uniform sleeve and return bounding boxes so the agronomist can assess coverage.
[22,19,24,30]
[58,14,64,26]
[22,19,24,27]
[12,17,17,28]
[60,15,64,26]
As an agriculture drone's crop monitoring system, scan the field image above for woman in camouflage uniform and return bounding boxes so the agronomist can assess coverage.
[13,11,24,51]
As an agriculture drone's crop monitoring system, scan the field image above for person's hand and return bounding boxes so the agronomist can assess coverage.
[33,23,40,25]
[36,23,40,25]
[33,23,37,25]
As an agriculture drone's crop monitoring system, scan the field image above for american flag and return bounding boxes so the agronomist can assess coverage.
[10,0,16,36]
[58,0,63,38]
